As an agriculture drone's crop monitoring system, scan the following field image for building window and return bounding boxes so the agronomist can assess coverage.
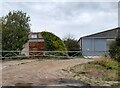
[31,34,37,38]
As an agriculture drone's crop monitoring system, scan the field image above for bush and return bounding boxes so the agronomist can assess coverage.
[109,41,120,62]
[41,31,68,56]
[109,28,120,62]
[63,35,80,56]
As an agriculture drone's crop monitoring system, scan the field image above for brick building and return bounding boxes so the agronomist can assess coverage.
[21,32,45,56]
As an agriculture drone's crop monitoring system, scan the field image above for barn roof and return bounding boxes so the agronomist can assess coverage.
[78,27,120,42]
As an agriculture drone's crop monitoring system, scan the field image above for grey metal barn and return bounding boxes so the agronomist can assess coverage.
[78,27,120,56]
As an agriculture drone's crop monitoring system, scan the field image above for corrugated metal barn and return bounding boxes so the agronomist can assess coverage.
[78,27,120,56]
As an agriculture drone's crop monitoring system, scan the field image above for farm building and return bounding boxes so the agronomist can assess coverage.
[21,32,45,56]
[78,27,120,56]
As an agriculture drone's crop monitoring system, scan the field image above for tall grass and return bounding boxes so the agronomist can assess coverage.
[70,57,119,82]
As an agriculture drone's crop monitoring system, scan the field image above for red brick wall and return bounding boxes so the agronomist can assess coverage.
[29,42,45,55]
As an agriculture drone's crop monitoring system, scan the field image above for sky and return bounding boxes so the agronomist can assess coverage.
[0,1,119,40]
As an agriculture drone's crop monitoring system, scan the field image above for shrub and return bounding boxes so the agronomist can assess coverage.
[109,28,120,62]
[41,31,68,56]
[63,35,80,56]
[109,41,120,62]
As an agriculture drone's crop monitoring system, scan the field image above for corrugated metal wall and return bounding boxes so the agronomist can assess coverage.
[82,38,107,56]
[80,28,119,56]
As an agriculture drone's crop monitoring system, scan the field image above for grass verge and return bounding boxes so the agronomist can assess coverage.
[68,57,120,86]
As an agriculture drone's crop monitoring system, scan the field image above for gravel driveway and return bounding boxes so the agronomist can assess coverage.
[2,58,94,86]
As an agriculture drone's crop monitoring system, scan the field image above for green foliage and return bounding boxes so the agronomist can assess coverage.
[2,10,30,56]
[70,58,119,84]
[90,58,119,71]
[41,31,67,56]
[116,28,120,46]
[109,28,120,62]
[63,35,81,56]
[111,83,120,87]
[90,58,120,81]
[109,41,120,62]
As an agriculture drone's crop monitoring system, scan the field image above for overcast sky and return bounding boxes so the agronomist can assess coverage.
[1,1,118,40]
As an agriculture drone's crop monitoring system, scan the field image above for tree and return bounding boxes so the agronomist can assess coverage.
[2,11,30,56]
[41,31,67,56]
[63,34,81,56]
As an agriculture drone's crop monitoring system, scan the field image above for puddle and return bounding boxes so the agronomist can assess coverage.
[2,83,35,88]
[2,79,91,88]
[15,83,34,88]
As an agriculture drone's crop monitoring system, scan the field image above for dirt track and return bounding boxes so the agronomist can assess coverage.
[2,58,94,86]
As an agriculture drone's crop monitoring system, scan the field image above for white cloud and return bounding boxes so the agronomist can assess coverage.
[78,13,93,23]
[1,2,118,39]
[2,0,120,2]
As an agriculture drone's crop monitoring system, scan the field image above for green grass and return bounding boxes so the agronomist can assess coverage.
[111,83,120,87]
[69,57,119,86]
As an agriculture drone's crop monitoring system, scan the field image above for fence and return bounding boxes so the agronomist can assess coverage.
[0,50,82,59]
